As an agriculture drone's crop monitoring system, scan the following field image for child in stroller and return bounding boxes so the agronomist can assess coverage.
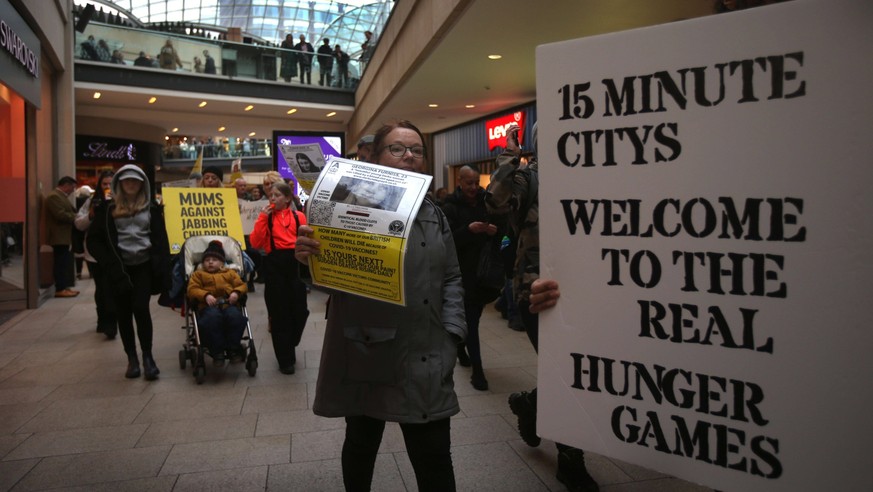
[186,240,248,367]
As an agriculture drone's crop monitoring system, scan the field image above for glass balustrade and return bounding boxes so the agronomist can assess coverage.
[74,21,363,90]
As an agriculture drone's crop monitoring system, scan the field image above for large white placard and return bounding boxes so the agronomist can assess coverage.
[535,1,872,491]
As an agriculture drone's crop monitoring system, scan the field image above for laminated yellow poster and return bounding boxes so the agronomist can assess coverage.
[162,187,245,254]
[305,157,432,305]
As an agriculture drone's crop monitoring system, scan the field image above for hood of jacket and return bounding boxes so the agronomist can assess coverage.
[111,164,151,203]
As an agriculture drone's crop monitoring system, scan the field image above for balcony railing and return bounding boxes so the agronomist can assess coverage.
[75,21,363,90]
[163,139,272,161]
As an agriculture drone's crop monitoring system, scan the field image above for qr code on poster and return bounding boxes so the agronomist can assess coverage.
[307,199,336,225]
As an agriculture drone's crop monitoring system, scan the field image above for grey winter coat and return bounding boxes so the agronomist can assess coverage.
[313,198,467,423]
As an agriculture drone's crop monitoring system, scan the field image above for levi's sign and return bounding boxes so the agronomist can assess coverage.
[485,111,525,150]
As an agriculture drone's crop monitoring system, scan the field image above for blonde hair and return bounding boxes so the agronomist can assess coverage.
[263,171,283,185]
[112,181,149,218]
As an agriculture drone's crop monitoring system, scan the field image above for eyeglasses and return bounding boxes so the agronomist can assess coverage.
[384,144,426,159]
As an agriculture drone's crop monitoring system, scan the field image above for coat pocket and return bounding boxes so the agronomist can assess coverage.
[343,324,399,385]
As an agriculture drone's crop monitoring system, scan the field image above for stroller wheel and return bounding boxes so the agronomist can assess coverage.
[246,359,258,377]
[178,349,187,370]
[193,348,203,365]
[194,366,205,384]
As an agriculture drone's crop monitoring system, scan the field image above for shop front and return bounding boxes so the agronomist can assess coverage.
[0,0,41,308]
[1,0,76,309]
[431,104,537,194]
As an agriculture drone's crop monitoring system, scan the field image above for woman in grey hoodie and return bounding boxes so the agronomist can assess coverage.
[87,164,169,380]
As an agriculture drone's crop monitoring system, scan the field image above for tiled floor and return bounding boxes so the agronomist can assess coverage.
[0,276,714,491]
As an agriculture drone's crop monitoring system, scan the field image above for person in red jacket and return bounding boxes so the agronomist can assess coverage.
[250,182,309,374]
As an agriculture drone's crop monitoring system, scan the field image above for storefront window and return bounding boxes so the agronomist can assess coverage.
[0,84,27,291]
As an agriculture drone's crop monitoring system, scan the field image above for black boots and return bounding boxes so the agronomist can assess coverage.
[125,353,141,379]
[279,348,296,375]
[556,448,599,492]
[457,343,471,367]
[471,364,489,391]
[142,353,160,381]
[508,389,540,447]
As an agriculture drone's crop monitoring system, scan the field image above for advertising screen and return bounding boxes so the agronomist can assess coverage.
[272,131,345,193]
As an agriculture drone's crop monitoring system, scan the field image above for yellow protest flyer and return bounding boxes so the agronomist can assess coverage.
[309,226,405,303]
[162,187,245,254]
[305,157,432,305]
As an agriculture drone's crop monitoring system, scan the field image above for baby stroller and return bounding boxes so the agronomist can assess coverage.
[178,235,258,383]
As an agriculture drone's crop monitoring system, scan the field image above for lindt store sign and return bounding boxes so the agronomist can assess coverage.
[82,141,138,161]
[77,136,142,162]
[486,111,525,150]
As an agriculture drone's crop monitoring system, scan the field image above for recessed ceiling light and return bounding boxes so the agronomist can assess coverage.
[428,104,439,108]
[198,101,208,108]
[218,126,226,132]
[148,97,157,104]
[488,54,502,60]
[93,92,101,99]
[244,105,254,111]
[248,132,256,137]
[172,128,179,132]
[287,108,297,115]
[465,104,475,108]
[326,111,336,117]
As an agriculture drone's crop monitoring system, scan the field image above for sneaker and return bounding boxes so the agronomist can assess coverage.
[54,289,79,298]
[508,391,540,447]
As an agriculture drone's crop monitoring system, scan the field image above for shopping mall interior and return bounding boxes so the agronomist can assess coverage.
[0,0,808,490]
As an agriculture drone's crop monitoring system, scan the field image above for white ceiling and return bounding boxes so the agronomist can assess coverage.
[74,0,717,140]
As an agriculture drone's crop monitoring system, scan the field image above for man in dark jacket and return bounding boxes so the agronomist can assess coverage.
[133,51,152,67]
[317,38,334,86]
[295,34,314,84]
[487,123,599,492]
[203,50,216,74]
[441,165,503,391]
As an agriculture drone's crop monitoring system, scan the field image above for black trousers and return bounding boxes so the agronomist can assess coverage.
[342,415,455,492]
[464,300,485,370]
[263,249,309,369]
[52,244,74,290]
[112,261,154,355]
[299,62,311,84]
[518,299,583,456]
[87,260,117,336]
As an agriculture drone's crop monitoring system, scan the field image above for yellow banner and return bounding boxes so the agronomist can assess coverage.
[309,225,405,304]
[162,187,245,254]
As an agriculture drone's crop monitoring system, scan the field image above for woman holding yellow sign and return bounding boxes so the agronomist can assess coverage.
[294,120,466,491]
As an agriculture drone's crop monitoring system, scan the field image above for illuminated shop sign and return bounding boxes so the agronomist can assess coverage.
[1,18,38,78]
[77,136,147,162]
[0,0,41,106]
[485,111,525,150]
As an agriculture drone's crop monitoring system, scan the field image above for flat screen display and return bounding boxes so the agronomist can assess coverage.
[272,131,346,190]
